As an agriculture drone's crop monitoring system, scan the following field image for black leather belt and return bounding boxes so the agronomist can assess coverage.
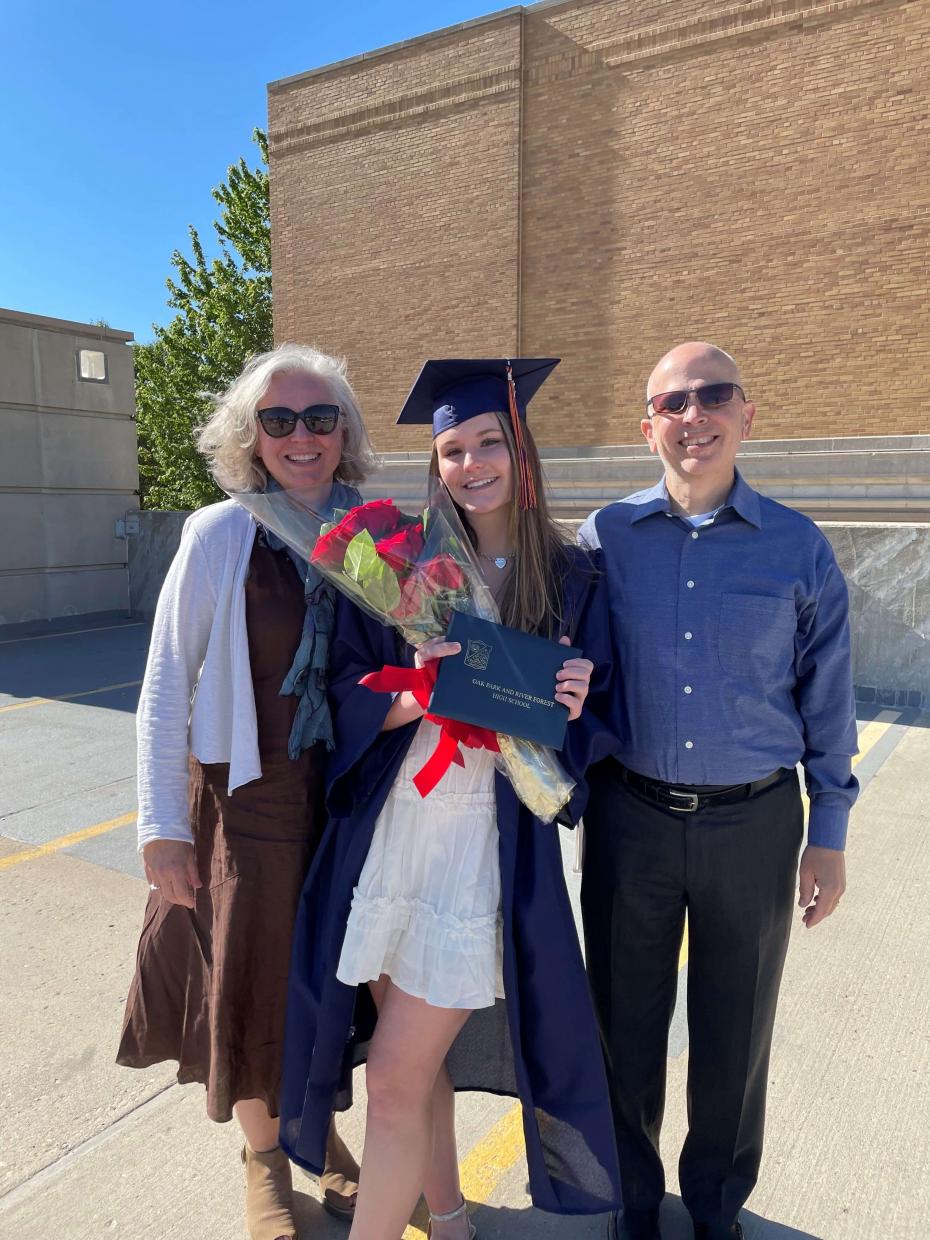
[618,765,786,813]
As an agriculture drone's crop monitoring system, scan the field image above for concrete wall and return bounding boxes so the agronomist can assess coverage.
[0,307,137,623]
[822,523,930,709]
[268,0,930,452]
[127,511,188,622]
[128,504,929,709]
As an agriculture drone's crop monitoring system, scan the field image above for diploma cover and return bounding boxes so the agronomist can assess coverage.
[429,611,580,749]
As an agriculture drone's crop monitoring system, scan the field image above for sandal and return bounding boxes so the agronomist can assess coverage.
[321,1119,360,1223]
[427,1199,477,1239]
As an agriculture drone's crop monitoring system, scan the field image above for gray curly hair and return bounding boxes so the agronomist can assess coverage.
[197,342,378,493]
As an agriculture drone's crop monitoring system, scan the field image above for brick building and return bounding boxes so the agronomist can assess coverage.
[267,0,930,454]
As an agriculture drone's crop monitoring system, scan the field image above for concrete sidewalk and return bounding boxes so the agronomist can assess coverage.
[0,618,927,1239]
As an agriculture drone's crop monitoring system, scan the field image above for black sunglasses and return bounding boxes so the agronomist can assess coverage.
[647,382,745,416]
[256,404,341,437]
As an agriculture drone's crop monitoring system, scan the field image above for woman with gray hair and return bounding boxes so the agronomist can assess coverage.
[118,343,376,1240]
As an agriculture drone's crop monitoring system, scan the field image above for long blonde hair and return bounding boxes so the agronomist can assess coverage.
[429,413,575,638]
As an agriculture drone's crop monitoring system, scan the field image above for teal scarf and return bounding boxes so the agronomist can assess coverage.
[261,480,362,759]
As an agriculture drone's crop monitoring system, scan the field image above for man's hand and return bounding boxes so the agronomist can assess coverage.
[143,840,202,909]
[798,845,846,928]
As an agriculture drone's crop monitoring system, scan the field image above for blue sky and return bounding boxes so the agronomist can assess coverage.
[2,0,505,344]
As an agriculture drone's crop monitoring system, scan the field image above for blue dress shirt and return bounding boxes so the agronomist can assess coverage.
[578,472,859,849]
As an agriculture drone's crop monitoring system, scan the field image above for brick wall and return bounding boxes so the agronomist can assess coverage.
[268,0,930,451]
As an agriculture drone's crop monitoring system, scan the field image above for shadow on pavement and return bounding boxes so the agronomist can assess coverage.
[856,701,928,730]
[741,1207,824,1240]
[293,1189,341,1235]
[0,619,149,715]
[658,1195,825,1240]
[363,1196,828,1240]
[657,1196,824,1240]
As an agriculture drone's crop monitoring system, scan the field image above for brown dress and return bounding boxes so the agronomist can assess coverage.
[117,536,327,1122]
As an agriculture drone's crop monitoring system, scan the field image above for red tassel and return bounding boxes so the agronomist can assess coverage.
[506,361,537,510]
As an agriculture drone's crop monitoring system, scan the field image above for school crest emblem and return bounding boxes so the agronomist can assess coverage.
[464,639,492,671]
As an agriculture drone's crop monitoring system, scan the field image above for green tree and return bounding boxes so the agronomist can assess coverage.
[135,129,272,509]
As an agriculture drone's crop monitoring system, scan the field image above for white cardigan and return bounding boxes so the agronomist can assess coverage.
[136,500,262,850]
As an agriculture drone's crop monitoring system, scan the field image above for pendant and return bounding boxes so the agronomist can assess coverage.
[494,556,507,569]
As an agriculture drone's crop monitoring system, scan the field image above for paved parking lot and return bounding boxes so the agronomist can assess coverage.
[0,615,927,1240]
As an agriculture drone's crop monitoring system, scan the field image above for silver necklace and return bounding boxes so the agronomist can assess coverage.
[478,550,515,570]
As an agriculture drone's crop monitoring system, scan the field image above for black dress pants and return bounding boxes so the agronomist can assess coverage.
[581,762,804,1232]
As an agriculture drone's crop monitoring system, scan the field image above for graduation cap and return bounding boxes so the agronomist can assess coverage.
[396,357,560,509]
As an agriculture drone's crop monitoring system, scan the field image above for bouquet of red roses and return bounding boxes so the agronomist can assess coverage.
[309,498,488,646]
[228,486,574,822]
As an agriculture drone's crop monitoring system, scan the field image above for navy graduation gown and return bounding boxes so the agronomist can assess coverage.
[279,547,622,1216]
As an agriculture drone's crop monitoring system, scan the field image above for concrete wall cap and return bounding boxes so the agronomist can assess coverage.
[0,306,134,342]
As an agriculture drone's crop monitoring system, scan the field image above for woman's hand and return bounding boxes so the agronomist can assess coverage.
[414,637,461,669]
[143,840,202,909]
[555,636,594,722]
[382,637,463,730]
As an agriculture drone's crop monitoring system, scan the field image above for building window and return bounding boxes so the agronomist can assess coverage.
[77,349,108,382]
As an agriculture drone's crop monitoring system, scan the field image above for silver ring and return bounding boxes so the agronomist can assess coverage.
[149,883,160,891]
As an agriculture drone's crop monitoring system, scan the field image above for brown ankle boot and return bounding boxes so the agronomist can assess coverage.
[320,1119,360,1222]
[241,1144,296,1240]
[427,1199,477,1239]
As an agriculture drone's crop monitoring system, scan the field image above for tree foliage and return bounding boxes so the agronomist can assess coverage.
[135,129,272,509]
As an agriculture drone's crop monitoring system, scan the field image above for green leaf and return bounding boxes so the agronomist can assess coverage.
[362,564,402,614]
[341,531,402,612]
[344,530,379,583]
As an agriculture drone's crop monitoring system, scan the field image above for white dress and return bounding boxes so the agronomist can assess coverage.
[336,718,505,1010]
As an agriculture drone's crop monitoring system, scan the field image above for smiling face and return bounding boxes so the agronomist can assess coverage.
[642,343,755,490]
[254,370,345,495]
[434,412,515,516]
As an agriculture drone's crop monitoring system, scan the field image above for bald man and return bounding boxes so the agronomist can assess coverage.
[578,344,858,1240]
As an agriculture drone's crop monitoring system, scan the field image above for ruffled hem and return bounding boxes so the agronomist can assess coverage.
[336,891,504,1010]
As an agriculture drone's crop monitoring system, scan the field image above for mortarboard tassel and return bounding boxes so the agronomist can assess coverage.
[506,361,538,510]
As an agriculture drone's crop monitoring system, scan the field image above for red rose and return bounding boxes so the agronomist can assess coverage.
[375,521,426,573]
[388,556,466,623]
[418,555,466,592]
[312,499,409,570]
[312,524,353,570]
[390,574,430,622]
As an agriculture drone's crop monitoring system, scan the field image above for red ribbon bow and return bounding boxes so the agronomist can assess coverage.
[360,663,500,797]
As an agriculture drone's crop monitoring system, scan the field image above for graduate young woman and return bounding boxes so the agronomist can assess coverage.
[279,359,622,1239]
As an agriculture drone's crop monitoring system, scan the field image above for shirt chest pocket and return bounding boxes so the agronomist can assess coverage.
[717,592,797,680]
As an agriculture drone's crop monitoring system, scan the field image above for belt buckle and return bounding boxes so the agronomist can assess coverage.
[666,789,700,813]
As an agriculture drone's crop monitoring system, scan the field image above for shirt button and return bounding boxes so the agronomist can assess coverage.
[684,631,693,640]
[684,685,692,694]
[686,580,695,589]
[685,740,694,749]
[691,530,699,539]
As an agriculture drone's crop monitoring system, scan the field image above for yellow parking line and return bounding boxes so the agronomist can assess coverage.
[852,710,900,766]
[798,709,900,819]
[458,1104,526,1207]
[0,812,137,872]
[0,680,142,714]
[0,622,144,645]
